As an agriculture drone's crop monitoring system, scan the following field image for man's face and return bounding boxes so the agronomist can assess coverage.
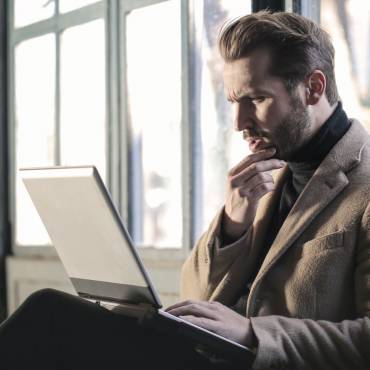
[223,48,312,160]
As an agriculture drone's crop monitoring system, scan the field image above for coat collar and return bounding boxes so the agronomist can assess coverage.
[246,119,368,314]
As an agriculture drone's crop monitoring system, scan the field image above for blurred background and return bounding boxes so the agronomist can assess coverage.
[1,0,369,320]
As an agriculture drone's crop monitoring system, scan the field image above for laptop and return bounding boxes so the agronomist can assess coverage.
[20,165,254,364]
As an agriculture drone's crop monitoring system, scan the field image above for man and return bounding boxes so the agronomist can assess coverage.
[166,10,370,370]
[0,10,369,370]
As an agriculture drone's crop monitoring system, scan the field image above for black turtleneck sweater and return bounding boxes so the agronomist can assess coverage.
[249,102,350,285]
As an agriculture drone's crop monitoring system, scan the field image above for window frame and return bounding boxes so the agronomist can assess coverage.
[0,0,9,321]
[8,0,193,261]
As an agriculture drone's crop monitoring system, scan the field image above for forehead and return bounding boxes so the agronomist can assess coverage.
[223,49,285,96]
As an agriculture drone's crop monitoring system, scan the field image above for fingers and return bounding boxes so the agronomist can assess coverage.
[165,299,215,311]
[165,299,197,311]
[168,305,218,321]
[166,300,222,321]
[228,147,276,176]
[239,179,275,198]
[229,158,284,188]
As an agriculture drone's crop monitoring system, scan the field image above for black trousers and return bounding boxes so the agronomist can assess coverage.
[0,289,244,370]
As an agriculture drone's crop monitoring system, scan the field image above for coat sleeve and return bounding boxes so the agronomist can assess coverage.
[180,207,254,302]
[250,316,370,370]
[250,203,370,370]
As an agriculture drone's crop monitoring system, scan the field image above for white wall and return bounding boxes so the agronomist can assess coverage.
[6,255,182,314]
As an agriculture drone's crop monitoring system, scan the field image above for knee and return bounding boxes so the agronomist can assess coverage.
[22,288,66,310]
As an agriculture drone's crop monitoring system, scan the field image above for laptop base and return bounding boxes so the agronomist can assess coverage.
[93,299,255,366]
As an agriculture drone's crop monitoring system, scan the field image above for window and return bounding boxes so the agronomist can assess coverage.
[10,1,107,250]
[9,0,252,255]
[15,33,56,246]
[14,0,55,27]
[124,0,183,248]
[320,0,370,129]
[192,0,252,240]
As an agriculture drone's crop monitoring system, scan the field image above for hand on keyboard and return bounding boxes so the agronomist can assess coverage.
[166,300,256,348]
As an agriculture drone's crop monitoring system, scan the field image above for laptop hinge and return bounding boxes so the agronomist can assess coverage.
[89,298,155,320]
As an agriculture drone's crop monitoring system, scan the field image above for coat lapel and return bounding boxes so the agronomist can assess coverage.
[256,162,348,278]
[246,119,367,315]
[249,167,290,260]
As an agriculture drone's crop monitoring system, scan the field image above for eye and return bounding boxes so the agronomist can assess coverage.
[252,96,266,103]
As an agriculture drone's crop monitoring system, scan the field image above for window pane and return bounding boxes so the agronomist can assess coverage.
[14,0,55,28]
[60,20,106,181]
[59,0,100,13]
[15,34,55,245]
[321,0,370,129]
[126,0,182,247]
[195,0,252,240]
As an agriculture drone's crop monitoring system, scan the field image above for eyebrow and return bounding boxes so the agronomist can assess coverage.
[226,89,272,102]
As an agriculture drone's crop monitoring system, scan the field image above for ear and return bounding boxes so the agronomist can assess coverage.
[305,70,326,105]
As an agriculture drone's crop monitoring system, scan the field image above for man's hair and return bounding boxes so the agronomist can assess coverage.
[218,11,339,105]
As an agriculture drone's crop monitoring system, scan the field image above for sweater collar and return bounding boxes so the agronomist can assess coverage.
[288,101,350,167]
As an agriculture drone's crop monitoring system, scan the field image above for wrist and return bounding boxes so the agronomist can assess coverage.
[221,210,251,243]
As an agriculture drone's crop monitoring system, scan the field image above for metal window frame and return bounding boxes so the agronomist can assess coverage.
[0,0,10,322]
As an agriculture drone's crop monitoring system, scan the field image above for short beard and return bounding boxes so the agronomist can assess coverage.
[273,93,312,161]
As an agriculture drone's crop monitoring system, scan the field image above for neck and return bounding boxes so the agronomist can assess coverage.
[310,99,338,135]
[289,100,349,164]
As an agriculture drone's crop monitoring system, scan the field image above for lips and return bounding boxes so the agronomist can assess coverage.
[246,137,274,153]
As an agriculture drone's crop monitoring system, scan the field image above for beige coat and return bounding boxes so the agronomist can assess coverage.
[181,120,370,370]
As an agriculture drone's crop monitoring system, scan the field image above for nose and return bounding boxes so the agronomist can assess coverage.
[233,101,254,131]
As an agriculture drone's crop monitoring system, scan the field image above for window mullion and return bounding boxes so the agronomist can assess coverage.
[189,1,206,246]
[292,0,320,22]
[8,0,16,256]
[106,0,121,207]
[118,0,129,225]
[181,0,192,251]
[185,0,202,250]
[55,1,61,165]
[57,2,105,29]
[11,18,57,45]
[0,0,10,321]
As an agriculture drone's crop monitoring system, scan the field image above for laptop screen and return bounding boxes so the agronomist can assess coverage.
[20,166,161,307]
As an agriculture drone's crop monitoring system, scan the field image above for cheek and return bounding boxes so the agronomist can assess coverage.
[260,100,292,126]
[254,100,276,126]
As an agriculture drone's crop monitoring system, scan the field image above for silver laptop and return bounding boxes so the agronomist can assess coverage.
[20,165,254,363]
